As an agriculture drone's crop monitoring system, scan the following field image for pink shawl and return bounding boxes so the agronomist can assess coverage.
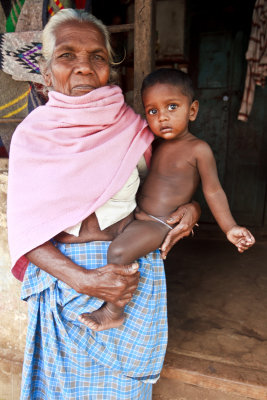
[7,85,153,281]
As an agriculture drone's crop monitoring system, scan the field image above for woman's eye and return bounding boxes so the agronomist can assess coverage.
[148,109,157,115]
[59,52,72,59]
[168,103,177,110]
[91,54,106,63]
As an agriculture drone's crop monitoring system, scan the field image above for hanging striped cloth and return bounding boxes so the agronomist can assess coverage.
[5,0,26,32]
[238,0,267,122]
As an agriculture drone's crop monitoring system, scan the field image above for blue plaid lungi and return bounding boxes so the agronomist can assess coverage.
[20,241,168,400]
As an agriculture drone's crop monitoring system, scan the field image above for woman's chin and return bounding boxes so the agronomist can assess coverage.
[71,86,96,96]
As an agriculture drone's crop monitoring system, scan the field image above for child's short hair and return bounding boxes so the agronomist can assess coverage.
[141,68,195,103]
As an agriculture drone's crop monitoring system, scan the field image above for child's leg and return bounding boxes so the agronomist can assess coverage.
[79,219,170,331]
[107,219,170,265]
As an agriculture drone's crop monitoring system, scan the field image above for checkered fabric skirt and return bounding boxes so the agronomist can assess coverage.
[20,241,168,400]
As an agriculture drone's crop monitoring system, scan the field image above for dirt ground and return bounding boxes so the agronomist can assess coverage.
[154,225,267,399]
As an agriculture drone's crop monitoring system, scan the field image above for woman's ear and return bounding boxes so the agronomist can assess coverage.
[38,57,52,87]
[43,71,52,87]
[189,100,199,121]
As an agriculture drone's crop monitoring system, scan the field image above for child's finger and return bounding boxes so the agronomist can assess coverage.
[237,243,246,252]
[237,240,252,252]
[242,236,255,247]
[247,233,255,245]
[241,228,255,243]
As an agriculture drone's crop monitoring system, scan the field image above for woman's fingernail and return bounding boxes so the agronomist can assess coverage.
[132,263,139,270]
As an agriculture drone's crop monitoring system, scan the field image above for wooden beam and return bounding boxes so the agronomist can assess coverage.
[108,23,134,33]
[133,0,155,115]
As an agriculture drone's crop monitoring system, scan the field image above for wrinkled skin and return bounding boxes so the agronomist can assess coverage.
[43,21,110,96]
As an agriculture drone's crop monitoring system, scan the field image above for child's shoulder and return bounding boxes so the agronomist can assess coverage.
[188,135,214,157]
[187,134,211,149]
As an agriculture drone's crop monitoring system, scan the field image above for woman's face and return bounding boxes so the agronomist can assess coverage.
[44,21,110,96]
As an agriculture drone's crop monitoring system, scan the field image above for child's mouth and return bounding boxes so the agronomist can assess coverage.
[160,126,172,133]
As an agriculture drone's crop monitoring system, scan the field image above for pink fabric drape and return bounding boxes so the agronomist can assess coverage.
[7,85,153,280]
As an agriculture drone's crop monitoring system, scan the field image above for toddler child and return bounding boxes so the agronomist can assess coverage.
[79,68,255,331]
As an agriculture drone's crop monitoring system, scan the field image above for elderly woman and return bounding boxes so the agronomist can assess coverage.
[7,9,200,400]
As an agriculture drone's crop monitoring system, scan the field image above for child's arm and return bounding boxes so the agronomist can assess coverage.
[195,141,255,251]
[195,141,235,232]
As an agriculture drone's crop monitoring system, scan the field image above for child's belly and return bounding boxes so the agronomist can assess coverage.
[138,173,199,217]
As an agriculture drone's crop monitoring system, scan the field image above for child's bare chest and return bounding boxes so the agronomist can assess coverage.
[151,140,197,178]
[139,139,200,214]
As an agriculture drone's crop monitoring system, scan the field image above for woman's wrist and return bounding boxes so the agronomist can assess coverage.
[54,258,91,294]
[25,241,90,293]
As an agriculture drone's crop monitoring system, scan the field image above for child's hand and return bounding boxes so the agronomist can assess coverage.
[226,226,255,253]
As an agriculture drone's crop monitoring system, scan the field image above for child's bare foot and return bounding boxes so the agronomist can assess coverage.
[78,303,125,331]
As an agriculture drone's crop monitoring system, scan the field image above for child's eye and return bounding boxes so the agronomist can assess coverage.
[148,108,157,115]
[168,104,177,110]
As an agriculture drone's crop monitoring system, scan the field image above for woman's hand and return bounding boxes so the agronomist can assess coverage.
[26,241,140,307]
[79,263,140,307]
[160,201,201,259]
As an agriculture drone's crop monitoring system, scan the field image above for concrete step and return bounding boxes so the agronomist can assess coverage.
[153,351,267,400]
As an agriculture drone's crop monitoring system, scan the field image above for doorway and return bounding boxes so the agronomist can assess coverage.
[187,0,267,229]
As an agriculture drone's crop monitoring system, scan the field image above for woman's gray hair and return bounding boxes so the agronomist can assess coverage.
[41,8,117,83]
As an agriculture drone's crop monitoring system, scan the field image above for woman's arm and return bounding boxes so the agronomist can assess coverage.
[26,241,140,307]
[160,200,201,259]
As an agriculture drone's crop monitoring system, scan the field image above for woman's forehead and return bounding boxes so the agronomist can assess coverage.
[55,21,106,48]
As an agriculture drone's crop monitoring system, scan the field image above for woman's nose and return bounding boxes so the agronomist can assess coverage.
[74,59,93,74]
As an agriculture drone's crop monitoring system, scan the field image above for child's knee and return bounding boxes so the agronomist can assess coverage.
[107,243,127,265]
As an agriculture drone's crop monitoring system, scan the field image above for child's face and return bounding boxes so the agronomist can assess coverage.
[142,83,199,140]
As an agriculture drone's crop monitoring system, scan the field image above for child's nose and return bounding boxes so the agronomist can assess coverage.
[158,111,168,121]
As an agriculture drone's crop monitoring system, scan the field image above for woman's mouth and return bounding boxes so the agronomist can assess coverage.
[71,85,95,94]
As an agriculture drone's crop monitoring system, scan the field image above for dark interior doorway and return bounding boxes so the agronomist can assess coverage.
[187,0,267,230]
[90,0,267,231]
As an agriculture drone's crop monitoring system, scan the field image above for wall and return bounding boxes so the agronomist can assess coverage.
[126,0,185,58]
[156,0,185,58]
[0,159,27,400]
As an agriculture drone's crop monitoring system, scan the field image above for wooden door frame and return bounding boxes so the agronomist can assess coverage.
[133,0,155,115]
